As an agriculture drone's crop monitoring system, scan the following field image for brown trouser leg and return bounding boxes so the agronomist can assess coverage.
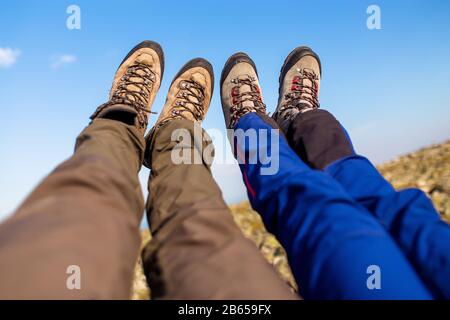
[0,118,145,299]
[143,119,297,299]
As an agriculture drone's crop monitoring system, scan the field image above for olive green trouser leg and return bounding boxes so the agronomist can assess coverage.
[0,118,145,299]
[143,119,297,299]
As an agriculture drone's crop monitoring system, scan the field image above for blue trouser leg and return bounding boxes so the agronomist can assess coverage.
[284,108,450,298]
[233,112,432,299]
[325,155,450,299]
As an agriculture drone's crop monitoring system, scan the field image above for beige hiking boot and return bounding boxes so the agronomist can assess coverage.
[152,58,214,131]
[220,53,266,129]
[90,40,164,134]
[273,46,322,133]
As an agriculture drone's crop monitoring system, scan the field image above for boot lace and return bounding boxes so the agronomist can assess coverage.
[91,61,157,129]
[229,75,266,128]
[155,79,206,129]
[277,68,319,120]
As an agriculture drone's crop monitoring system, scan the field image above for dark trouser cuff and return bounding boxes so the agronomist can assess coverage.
[286,109,355,170]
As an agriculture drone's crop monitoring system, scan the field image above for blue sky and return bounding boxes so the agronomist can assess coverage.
[1,0,449,223]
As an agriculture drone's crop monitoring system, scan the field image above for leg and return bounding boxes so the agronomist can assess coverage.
[273,46,450,298]
[288,109,450,299]
[220,53,433,299]
[143,119,296,299]
[326,155,450,299]
[285,109,355,170]
[141,58,295,300]
[0,119,145,299]
[236,112,432,299]
[0,40,165,299]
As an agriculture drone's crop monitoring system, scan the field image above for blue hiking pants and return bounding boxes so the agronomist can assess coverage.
[232,111,448,299]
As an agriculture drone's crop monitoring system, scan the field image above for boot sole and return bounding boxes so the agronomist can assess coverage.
[278,46,321,97]
[220,52,259,89]
[170,58,215,96]
[118,40,165,82]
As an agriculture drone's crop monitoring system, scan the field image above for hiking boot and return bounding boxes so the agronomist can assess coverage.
[273,46,322,133]
[152,58,214,131]
[143,58,213,169]
[220,53,266,129]
[90,40,164,133]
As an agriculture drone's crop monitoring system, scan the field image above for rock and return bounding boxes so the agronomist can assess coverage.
[377,140,449,220]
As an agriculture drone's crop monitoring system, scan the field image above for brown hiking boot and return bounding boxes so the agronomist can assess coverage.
[90,40,164,133]
[220,53,266,129]
[152,58,214,131]
[273,46,322,133]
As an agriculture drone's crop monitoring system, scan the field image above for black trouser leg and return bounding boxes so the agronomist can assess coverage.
[283,109,355,169]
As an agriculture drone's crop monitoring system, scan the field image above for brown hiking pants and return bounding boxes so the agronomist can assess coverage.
[0,117,296,299]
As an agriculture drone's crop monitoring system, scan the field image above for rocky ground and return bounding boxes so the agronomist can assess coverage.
[131,140,450,299]
[377,141,449,219]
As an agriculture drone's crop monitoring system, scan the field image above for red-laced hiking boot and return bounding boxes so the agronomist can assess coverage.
[273,46,321,133]
[90,40,164,134]
[220,53,266,129]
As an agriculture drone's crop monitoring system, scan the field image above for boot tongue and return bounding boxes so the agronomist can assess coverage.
[187,73,206,105]
[191,72,207,87]
[135,53,154,66]
[116,56,156,104]
[240,83,256,108]
[293,72,316,109]
[173,74,207,122]
[236,75,260,108]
